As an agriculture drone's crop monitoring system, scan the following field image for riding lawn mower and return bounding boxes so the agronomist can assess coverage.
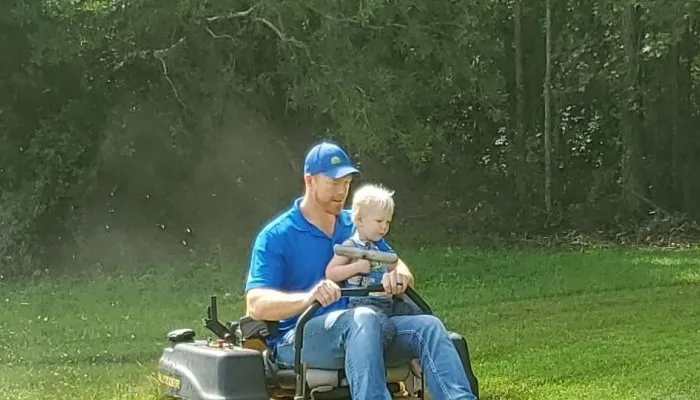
[157,245,480,400]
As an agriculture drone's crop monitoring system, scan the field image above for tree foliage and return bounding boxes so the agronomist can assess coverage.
[3,0,700,274]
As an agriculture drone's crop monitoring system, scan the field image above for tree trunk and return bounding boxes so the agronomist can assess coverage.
[620,2,644,214]
[543,0,552,216]
[678,18,696,215]
[668,33,681,210]
[513,0,526,201]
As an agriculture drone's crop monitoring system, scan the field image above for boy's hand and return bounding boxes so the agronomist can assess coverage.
[357,259,372,274]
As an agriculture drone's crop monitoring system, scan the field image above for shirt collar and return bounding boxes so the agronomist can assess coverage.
[350,231,377,248]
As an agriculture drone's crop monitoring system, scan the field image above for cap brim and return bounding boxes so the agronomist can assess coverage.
[323,165,360,179]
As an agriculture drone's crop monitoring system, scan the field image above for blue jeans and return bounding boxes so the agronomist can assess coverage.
[349,294,425,348]
[273,306,477,400]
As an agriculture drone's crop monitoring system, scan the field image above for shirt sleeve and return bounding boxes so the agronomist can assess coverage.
[245,230,285,292]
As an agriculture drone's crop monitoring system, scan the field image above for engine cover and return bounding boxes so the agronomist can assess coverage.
[158,336,270,400]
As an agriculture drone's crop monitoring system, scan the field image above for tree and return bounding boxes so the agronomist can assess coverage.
[543,0,553,216]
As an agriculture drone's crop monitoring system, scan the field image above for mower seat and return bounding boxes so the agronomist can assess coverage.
[307,366,410,389]
[238,317,412,397]
[240,317,411,389]
[262,350,411,390]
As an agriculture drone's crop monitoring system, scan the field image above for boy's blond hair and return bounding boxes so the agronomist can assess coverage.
[351,183,395,221]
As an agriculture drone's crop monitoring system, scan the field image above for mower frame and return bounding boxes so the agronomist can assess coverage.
[158,245,480,400]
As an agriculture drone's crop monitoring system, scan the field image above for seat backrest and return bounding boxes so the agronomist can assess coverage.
[238,315,279,352]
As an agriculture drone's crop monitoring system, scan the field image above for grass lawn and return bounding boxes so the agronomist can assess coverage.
[1,246,699,400]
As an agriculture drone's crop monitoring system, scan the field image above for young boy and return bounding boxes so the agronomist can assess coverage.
[326,183,423,375]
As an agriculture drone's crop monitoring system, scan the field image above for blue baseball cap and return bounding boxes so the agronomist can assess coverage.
[304,141,360,179]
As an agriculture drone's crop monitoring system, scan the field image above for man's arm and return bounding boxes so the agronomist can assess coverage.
[375,237,415,292]
[245,231,339,321]
[248,281,340,321]
[392,257,415,287]
[246,288,312,321]
[245,231,309,321]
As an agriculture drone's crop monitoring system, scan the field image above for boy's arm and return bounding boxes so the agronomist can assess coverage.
[326,239,372,282]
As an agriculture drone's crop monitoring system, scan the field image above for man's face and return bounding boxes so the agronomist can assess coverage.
[307,173,353,215]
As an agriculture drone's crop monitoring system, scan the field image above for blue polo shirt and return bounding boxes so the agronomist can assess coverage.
[245,197,393,347]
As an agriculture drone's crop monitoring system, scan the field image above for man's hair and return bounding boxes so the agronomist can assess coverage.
[351,183,395,221]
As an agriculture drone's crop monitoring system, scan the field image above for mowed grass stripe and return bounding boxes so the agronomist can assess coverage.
[457,285,700,400]
[0,247,698,399]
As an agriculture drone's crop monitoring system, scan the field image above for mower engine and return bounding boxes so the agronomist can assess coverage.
[157,298,272,400]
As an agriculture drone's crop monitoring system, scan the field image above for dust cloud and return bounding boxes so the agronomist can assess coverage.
[57,94,315,272]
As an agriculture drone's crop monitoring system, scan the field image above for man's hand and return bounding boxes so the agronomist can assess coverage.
[381,270,410,295]
[307,279,341,307]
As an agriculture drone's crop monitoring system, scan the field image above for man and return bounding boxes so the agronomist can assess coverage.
[245,141,477,400]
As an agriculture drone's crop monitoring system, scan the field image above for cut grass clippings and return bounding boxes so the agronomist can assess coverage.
[1,247,699,399]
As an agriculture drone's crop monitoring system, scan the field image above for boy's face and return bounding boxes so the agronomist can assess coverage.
[356,208,392,242]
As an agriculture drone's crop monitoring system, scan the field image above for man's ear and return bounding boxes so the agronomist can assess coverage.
[303,173,313,188]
